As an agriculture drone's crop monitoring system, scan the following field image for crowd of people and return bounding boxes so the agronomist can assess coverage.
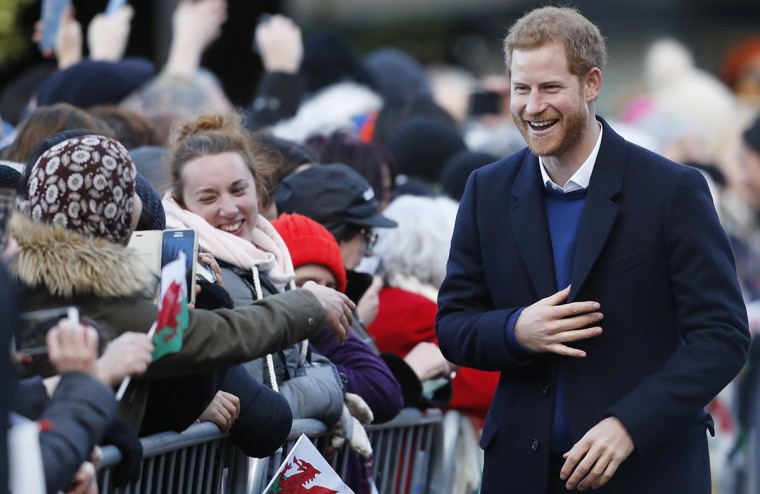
[1,1,760,493]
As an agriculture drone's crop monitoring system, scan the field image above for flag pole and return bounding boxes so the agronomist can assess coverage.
[115,321,157,402]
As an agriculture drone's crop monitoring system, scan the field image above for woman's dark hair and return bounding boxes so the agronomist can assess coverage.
[3,103,112,163]
[305,130,396,207]
[254,133,318,208]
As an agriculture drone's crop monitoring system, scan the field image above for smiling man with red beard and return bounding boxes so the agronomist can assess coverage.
[436,6,750,494]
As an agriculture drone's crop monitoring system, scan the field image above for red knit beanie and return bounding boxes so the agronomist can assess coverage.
[272,213,347,293]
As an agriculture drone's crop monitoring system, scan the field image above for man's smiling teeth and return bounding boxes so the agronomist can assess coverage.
[529,120,556,127]
[219,221,242,232]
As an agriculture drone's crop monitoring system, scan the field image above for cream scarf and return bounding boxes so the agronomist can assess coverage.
[162,194,294,292]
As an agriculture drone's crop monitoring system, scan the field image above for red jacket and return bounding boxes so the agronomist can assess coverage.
[368,286,498,424]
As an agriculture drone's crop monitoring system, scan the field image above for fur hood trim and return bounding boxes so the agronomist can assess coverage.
[272,82,383,143]
[10,213,156,298]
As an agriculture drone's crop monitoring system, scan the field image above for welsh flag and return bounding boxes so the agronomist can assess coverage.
[152,250,190,360]
[263,434,354,494]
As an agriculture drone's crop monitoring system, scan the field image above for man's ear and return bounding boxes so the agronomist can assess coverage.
[584,67,602,102]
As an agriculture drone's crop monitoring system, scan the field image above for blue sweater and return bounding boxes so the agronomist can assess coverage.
[545,186,587,452]
[503,186,588,451]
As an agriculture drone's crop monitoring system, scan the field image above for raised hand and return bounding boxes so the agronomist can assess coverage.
[94,331,154,387]
[46,318,98,376]
[87,4,134,61]
[33,6,83,68]
[302,280,355,345]
[255,14,303,74]
[165,0,227,77]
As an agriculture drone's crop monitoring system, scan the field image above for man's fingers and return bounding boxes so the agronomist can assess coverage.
[544,285,571,305]
[547,326,603,357]
[575,454,610,491]
[576,449,623,491]
[558,325,604,343]
[549,343,587,358]
[546,310,603,335]
[556,301,602,318]
[563,445,600,490]
[590,458,620,490]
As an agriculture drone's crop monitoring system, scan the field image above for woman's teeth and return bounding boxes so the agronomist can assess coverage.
[219,221,242,232]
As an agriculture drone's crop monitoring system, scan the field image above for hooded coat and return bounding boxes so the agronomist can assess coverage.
[10,213,326,430]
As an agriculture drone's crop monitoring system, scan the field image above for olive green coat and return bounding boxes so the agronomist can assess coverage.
[11,214,325,428]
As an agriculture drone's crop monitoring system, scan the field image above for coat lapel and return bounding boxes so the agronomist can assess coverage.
[568,118,624,302]
[510,153,558,298]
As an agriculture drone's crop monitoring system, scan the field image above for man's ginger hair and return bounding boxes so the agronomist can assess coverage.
[503,6,608,79]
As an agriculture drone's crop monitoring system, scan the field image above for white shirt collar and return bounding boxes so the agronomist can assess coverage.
[539,122,603,192]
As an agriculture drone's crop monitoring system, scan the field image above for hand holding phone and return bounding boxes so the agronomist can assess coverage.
[196,250,218,284]
[38,0,72,53]
[15,306,75,378]
[46,317,99,377]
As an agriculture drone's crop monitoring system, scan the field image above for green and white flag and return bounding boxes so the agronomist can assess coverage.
[152,250,189,360]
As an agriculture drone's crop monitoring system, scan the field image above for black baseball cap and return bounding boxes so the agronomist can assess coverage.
[275,164,397,237]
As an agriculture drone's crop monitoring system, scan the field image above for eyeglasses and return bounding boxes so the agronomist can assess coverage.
[359,228,377,254]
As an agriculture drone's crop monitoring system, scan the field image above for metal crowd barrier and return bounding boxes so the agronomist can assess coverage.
[98,408,448,494]
[98,421,236,494]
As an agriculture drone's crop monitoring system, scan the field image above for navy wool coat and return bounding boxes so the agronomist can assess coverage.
[436,117,750,494]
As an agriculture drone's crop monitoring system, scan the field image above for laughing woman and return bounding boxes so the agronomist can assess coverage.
[162,113,347,426]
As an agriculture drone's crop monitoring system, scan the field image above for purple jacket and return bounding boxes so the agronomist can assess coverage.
[310,324,403,424]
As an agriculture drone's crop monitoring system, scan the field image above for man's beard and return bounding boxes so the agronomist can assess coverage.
[513,100,587,157]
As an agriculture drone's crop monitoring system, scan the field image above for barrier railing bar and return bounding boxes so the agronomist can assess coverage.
[154,454,165,494]
[399,428,414,494]
[132,458,143,494]
[338,448,350,479]
[203,442,216,494]
[176,448,187,493]
[195,443,207,494]
[411,427,429,494]
[143,456,154,494]
[379,430,394,494]
[166,450,177,493]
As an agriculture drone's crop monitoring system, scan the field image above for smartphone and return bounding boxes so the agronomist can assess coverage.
[128,230,163,276]
[0,188,16,248]
[15,307,71,378]
[469,89,502,116]
[161,229,198,305]
[196,257,216,283]
[345,269,374,305]
[105,0,128,16]
[39,0,71,52]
